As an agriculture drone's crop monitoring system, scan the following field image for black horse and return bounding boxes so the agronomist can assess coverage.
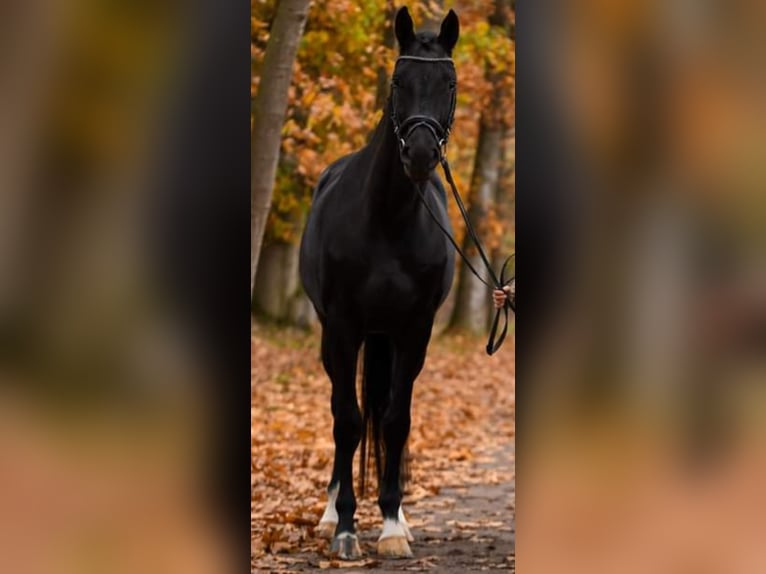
[299,7,460,559]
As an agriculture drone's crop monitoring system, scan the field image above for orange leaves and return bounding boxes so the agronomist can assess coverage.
[254,0,516,247]
[448,448,475,462]
[481,205,509,252]
[251,325,515,570]
[318,558,381,568]
[295,148,321,180]
[300,86,318,108]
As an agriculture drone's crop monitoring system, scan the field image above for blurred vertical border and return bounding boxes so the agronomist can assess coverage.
[517,0,766,572]
[0,0,250,572]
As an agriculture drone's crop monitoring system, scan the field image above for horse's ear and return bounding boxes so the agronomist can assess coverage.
[438,9,459,54]
[395,6,416,51]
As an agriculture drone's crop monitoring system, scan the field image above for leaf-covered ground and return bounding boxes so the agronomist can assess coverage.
[251,325,515,572]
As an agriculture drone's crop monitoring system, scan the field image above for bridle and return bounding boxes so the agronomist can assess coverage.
[389,56,457,160]
[389,55,515,356]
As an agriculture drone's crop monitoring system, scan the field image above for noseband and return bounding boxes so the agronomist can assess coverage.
[389,56,457,159]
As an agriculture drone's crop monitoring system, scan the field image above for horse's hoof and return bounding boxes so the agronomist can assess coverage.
[316,520,337,539]
[331,532,362,559]
[377,536,413,558]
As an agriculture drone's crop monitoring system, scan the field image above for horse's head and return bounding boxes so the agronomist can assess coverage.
[391,7,459,183]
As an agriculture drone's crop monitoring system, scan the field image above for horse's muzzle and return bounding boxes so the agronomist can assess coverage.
[401,144,439,183]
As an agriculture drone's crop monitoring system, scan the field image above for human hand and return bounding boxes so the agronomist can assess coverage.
[492,280,514,309]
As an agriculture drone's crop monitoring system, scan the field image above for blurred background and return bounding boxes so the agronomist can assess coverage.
[0,0,248,572]
[519,0,766,572]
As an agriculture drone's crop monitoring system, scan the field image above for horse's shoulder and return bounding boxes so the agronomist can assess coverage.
[313,153,356,201]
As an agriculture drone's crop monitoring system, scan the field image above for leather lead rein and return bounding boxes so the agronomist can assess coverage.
[415,161,514,356]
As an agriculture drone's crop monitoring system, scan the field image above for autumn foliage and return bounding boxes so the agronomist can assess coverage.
[251,326,515,570]
[251,0,515,246]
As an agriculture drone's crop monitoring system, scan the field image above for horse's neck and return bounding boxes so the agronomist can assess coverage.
[362,111,418,218]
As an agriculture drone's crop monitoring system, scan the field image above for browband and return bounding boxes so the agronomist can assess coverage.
[396,56,454,64]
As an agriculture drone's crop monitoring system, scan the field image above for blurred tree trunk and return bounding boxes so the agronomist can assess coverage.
[374,0,397,112]
[253,209,318,328]
[450,123,504,333]
[251,0,311,298]
[253,237,311,323]
[487,128,515,326]
[253,236,299,321]
[449,0,513,334]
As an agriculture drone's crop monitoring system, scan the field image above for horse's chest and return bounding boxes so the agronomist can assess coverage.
[364,251,445,305]
[366,259,416,294]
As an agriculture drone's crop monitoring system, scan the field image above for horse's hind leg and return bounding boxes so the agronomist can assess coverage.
[377,326,431,558]
[318,321,363,559]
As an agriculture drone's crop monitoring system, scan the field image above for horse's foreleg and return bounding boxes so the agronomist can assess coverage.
[377,330,430,558]
[319,324,363,559]
[316,482,339,539]
[377,393,415,558]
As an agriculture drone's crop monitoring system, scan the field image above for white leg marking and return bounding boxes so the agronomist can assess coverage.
[378,505,414,541]
[379,518,408,541]
[319,483,339,525]
[316,484,339,538]
[398,506,414,542]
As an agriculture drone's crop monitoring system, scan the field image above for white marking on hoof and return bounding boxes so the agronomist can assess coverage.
[331,531,362,559]
[317,484,338,538]
[379,518,407,541]
[377,533,413,558]
[398,506,414,542]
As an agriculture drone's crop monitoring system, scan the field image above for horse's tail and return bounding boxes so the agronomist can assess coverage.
[359,334,392,497]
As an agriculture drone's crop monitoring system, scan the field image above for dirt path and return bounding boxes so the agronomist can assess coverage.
[251,327,515,572]
[255,446,514,572]
[364,443,516,573]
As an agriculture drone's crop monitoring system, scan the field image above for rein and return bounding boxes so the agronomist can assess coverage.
[391,56,515,355]
[415,162,515,356]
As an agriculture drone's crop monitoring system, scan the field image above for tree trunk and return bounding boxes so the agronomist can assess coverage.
[449,0,513,334]
[0,0,62,320]
[450,123,504,333]
[253,210,318,329]
[487,128,515,326]
[374,0,397,112]
[253,240,296,319]
[251,0,311,297]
